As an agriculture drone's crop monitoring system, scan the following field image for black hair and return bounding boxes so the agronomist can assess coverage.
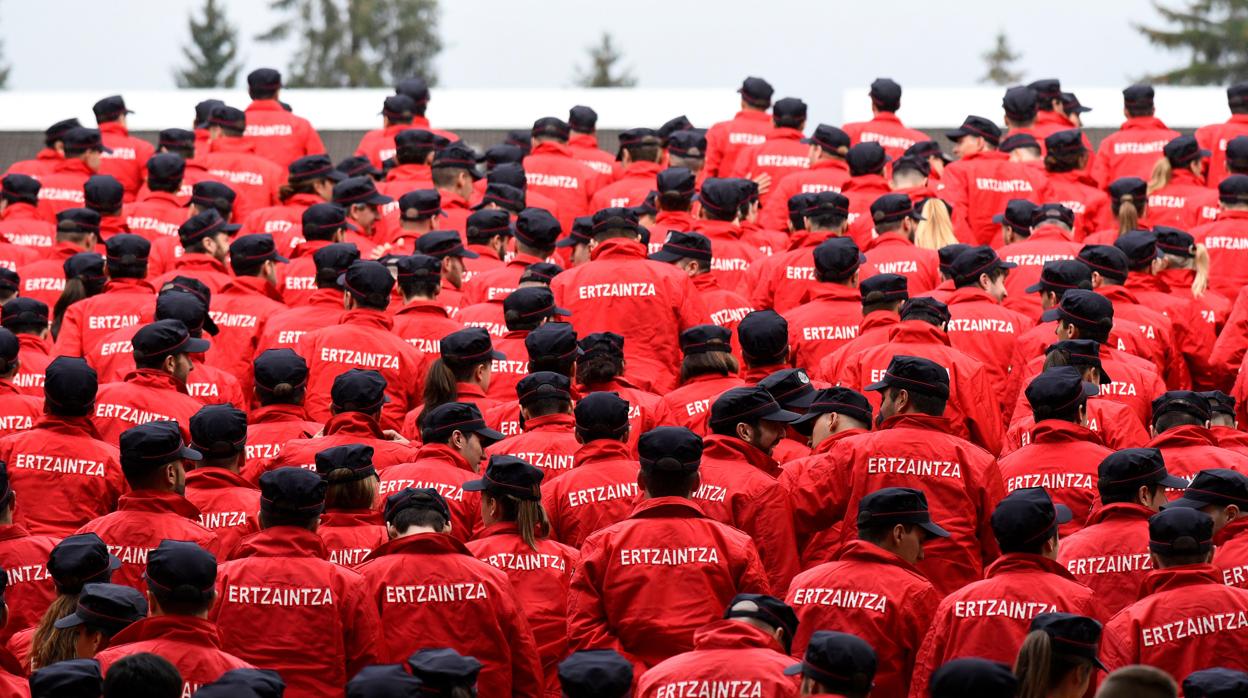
[1033,399,1084,424]
[1154,409,1204,433]
[525,395,572,418]
[398,276,441,299]
[709,415,760,438]
[1058,319,1111,345]
[875,219,906,234]
[858,521,917,546]
[640,468,698,498]
[863,298,905,315]
[230,256,268,278]
[390,505,449,533]
[504,309,544,332]
[249,86,278,101]
[423,358,487,414]
[954,265,1006,289]
[998,529,1054,555]
[658,191,693,212]
[679,350,738,383]
[1155,550,1211,567]
[258,508,319,531]
[1044,149,1087,174]
[1100,482,1163,505]
[396,142,435,166]
[806,211,849,230]
[150,588,214,617]
[432,167,462,189]
[622,143,663,163]
[882,385,947,417]
[103,653,182,698]
[278,177,328,204]
[576,352,624,386]
[256,379,305,407]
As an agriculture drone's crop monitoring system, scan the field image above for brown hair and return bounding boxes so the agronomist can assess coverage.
[1014,630,1092,698]
[323,468,379,510]
[30,595,79,671]
[485,490,549,551]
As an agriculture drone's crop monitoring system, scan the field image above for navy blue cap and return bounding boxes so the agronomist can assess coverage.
[1201,390,1237,417]
[334,176,393,207]
[860,273,909,302]
[945,115,1002,146]
[53,583,146,636]
[906,140,953,163]
[147,152,186,183]
[466,209,512,244]
[1026,259,1093,295]
[1025,366,1098,412]
[1030,79,1062,99]
[416,230,477,259]
[724,593,799,649]
[994,200,1039,234]
[698,178,748,218]
[758,368,817,410]
[1030,612,1106,670]
[2,297,48,330]
[525,321,579,362]
[1124,84,1156,107]
[56,207,101,235]
[179,208,240,246]
[869,193,923,225]
[83,174,123,211]
[1046,129,1088,156]
[395,76,430,103]
[0,268,18,294]
[710,386,801,428]
[247,67,282,90]
[588,207,637,237]
[650,231,712,263]
[433,142,484,179]
[737,310,788,363]
[579,331,624,360]
[656,166,696,196]
[473,182,525,213]
[1229,137,1248,170]
[104,234,151,268]
[1040,288,1113,329]
[515,371,572,406]
[260,466,328,516]
[395,254,441,281]
[638,426,703,473]
[666,129,707,158]
[616,127,661,159]
[865,354,950,400]
[1032,203,1076,229]
[791,387,873,435]
[558,650,632,698]
[1150,506,1214,555]
[331,369,389,413]
[951,245,1016,284]
[1003,85,1039,121]
[191,181,236,214]
[336,155,384,180]
[384,487,451,524]
[574,392,630,435]
[813,236,866,279]
[503,286,569,321]
[47,533,120,593]
[1114,230,1161,268]
[339,260,396,301]
[1,173,39,204]
[1153,389,1212,422]
[856,487,950,538]
[197,669,286,698]
[44,356,97,410]
[420,402,505,444]
[783,630,877,695]
[63,252,106,285]
[658,115,694,141]
[301,203,350,240]
[1156,226,1197,258]
[253,348,308,394]
[891,153,931,177]
[991,487,1073,548]
[381,94,416,121]
[1220,175,1248,205]
[738,76,774,107]
[441,327,505,365]
[1167,468,1248,510]
[847,142,890,176]
[230,233,289,268]
[0,328,17,364]
[532,116,571,140]
[1045,337,1110,382]
[190,404,247,457]
[120,420,202,479]
[1165,134,1209,166]
[407,648,483,691]
[803,123,851,153]
[772,97,807,122]
[930,657,1018,698]
[1183,668,1248,698]
[1109,176,1148,203]
[30,658,102,698]
[870,78,902,109]
[463,455,544,500]
[397,190,442,221]
[346,665,425,698]
[314,243,361,278]
[155,288,218,336]
[63,127,111,154]
[144,540,216,602]
[680,324,733,355]
[1098,447,1188,494]
[194,99,224,129]
[132,318,211,359]
[568,105,598,132]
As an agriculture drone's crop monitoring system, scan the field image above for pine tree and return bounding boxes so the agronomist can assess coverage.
[574,32,637,88]
[980,31,1023,86]
[175,0,242,88]
[259,0,441,88]
[1137,0,1248,84]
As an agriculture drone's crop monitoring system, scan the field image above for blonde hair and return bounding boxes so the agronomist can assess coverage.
[1158,245,1211,297]
[1114,198,1142,239]
[912,199,959,250]
[1147,157,1173,195]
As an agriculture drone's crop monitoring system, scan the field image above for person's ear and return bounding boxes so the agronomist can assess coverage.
[1229,504,1242,522]
[735,422,752,442]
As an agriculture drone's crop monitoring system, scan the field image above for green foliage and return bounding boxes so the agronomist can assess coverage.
[574,32,637,88]
[175,0,243,88]
[980,31,1023,86]
[1138,0,1248,84]
[259,0,442,88]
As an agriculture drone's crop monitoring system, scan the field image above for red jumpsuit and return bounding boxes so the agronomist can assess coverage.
[243,100,326,168]
[943,285,1034,398]
[204,277,286,379]
[589,161,663,211]
[541,439,639,548]
[91,369,204,445]
[1093,117,1181,188]
[843,112,930,160]
[997,421,1112,532]
[375,442,483,544]
[1147,168,1219,230]
[1057,502,1155,616]
[862,232,941,296]
[782,284,863,370]
[253,288,344,358]
[523,142,596,229]
[758,159,851,231]
[1196,113,1248,186]
[97,122,154,201]
[123,191,189,242]
[1001,398,1148,454]
[998,226,1082,320]
[11,335,52,399]
[942,150,1047,246]
[704,110,772,179]
[34,159,92,222]
[659,374,746,435]
[1193,210,1248,301]
[199,138,285,221]
[184,468,260,556]
[318,509,388,568]
[485,413,580,480]
[95,615,253,696]
[636,620,800,698]
[0,203,54,251]
[1146,425,1248,487]
[730,128,810,203]
[0,525,57,643]
[242,404,318,477]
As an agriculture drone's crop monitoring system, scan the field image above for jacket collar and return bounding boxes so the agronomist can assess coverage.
[741,364,785,384]
[395,298,451,318]
[1084,502,1156,526]
[842,174,890,193]
[862,231,915,251]
[568,133,599,150]
[1142,563,1224,596]
[221,275,281,301]
[1124,273,1171,295]
[530,141,574,158]
[137,190,183,207]
[231,526,328,559]
[702,434,782,477]
[1216,209,1248,222]
[32,414,104,439]
[621,161,663,179]
[860,309,900,332]
[692,619,787,654]
[985,552,1077,581]
[173,253,229,274]
[833,538,925,575]
[946,286,1000,306]
[413,442,475,473]
[185,467,256,491]
[522,413,576,432]
[574,439,633,468]
[1147,424,1220,450]
[879,413,954,432]
[588,238,647,261]
[1121,116,1170,130]
[385,164,431,182]
[1168,168,1205,187]
[107,615,226,650]
[123,368,188,395]
[291,239,334,259]
[806,283,860,304]
[323,411,386,438]
[246,99,286,113]
[690,273,723,293]
[629,496,708,519]
[368,531,471,561]
[320,508,383,528]
[732,111,771,123]
[104,277,156,295]
[959,149,1010,163]
[811,158,850,173]
[0,202,39,221]
[655,210,698,229]
[1026,224,1076,241]
[1029,419,1105,446]
[765,127,804,142]
[0,524,31,543]
[813,428,868,454]
[343,307,394,331]
[886,320,951,346]
[455,382,488,400]
[209,137,257,155]
[695,219,744,241]
[1216,516,1248,546]
[16,333,50,356]
[116,490,202,520]
[250,403,314,425]
[53,159,94,177]
[476,521,522,539]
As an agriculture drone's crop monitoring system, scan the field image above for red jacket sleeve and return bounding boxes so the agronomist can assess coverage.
[964,366,1004,455]
[940,166,971,243]
[1091,142,1112,190]
[704,126,727,179]
[737,481,800,591]
[1099,612,1137,672]
[344,577,382,680]
[1211,289,1248,387]
[781,449,851,543]
[908,601,952,698]
[304,122,327,157]
[567,536,640,664]
[900,584,942,697]
[53,303,85,357]
[734,537,773,597]
[676,275,711,330]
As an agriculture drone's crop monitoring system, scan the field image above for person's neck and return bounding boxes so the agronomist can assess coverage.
[517,244,548,259]
[403,293,438,303]
[396,526,441,539]
[402,221,433,235]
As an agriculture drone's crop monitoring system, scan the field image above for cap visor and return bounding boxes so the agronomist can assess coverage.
[367,194,395,206]
[800,137,815,144]
[223,224,242,234]
[1164,495,1209,509]
[1024,281,1044,294]
[97,145,115,154]
[556,237,580,248]
[1098,367,1113,384]
[1090,656,1108,672]
[185,337,212,354]
[1040,308,1061,322]
[1055,503,1073,525]
[490,349,507,361]
[1201,149,1213,157]
[863,379,890,392]
[180,445,204,461]
[998,260,1019,269]
[992,214,1006,224]
[326,170,348,182]
[457,248,480,259]
[1081,381,1100,398]
[789,412,818,436]
[648,250,683,262]
[1158,473,1190,489]
[53,613,85,630]
[782,392,817,411]
[782,663,804,677]
[762,407,802,423]
[474,426,506,442]
[108,553,122,571]
[203,317,220,336]
[462,478,487,492]
[467,167,485,180]
[944,128,970,141]
[552,305,572,317]
[271,252,291,264]
[919,520,952,538]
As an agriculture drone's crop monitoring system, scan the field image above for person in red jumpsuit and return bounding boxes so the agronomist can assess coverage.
[354,94,419,169]
[36,128,108,223]
[483,371,579,480]
[636,593,800,698]
[94,540,252,694]
[376,129,435,207]
[184,405,259,555]
[648,230,753,339]
[146,129,211,203]
[1146,391,1248,484]
[122,154,189,241]
[213,466,379,696]
[240,68,326,168]
[1160,469,1248,588]
[590,128,663,211]
[1201,390,1248,454]
[5,117,79,180]
[942,245,1030,396]
[485,286,570,402]
[910,487,1101,698]
[566,105,618,184]
[92,95,153,202]
[17,207,98,321]
[1042,132,1113,240]
[390,254,463,356]
[202,233,289,380]
[757,124,851,231]
[784,486,944,697]
[523,117,595,229]
[781,237,865,369]
[1057,448,1186,616]
[1196,82,1248,187]
[568,426,770,671]
[393,76,459,144]
[657,325,745,434]
[0,356,123,536]
[260,239,357,356]
[152,209,237,294]
[1102,507,1248,677]
[0,174,56,252]
[785,631,878,698]
[463,208,560,306]
[243,349,319,474]
[997,202,1082,321]
[1094,85,1181,188]
[313,443,386,567]
[704,77,775,179]
[842,78,930,160]
[199,105,285,222]
[1192,175,1248,301]
[729,98,810,202]
[942,115,1046,245]
[1145,135,1219,230]
[272,203,350,307]
[358,486,543,696]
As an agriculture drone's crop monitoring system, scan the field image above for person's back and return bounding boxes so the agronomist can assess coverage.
[55,234,156,357]
[523,117,596,228]
[550,209,708,393]
[703,78,775,179]
[942,115,1046,245]
[212,467,379,698]
[1196,81,1248,186]
[841,79,930,159]
[1146,391,1248,485]
[198,106,285,220]
[1093,86,1181,188]
[241,69,326,167]
[941,246,1033,395]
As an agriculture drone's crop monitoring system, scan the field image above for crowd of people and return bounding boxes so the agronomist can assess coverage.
[0,65,1246,697]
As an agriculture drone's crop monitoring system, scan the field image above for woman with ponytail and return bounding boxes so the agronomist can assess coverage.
[417,327,502,424]
[1153,228,1229,330]
[1145,135,1219,229]
[1085,177,1149,245]
[240,154,340,252]
[1014,612,1105,698]
[243,349,321,482]
[50,252,107,340]
[313,444,387,568]
[22,534,120,672]
[912,198,959,251]
[464,456,577,695]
